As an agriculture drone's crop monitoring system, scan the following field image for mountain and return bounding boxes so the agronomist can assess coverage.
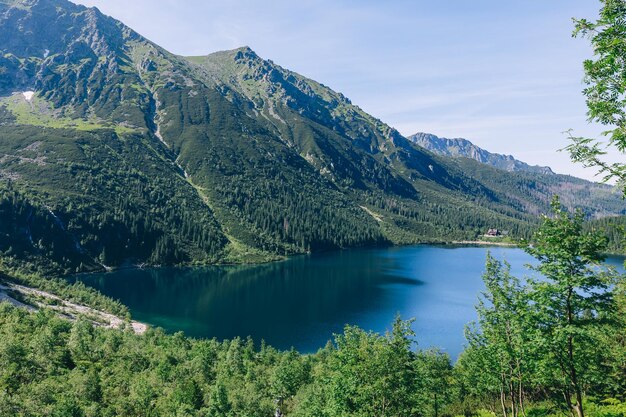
[408,132,624,218]
[408,132,554,175]
[0,0,623,275]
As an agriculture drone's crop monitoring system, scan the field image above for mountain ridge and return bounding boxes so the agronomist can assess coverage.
[408,132,555,175]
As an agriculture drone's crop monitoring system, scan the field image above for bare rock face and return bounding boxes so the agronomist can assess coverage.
[0,0,147,122]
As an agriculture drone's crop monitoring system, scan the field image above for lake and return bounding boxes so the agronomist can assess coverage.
[73,245,625,358]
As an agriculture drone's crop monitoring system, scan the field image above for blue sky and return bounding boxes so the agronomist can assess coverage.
[74,0,610,180]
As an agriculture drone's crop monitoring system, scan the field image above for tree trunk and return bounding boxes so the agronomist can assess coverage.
[567,286,585,417]
[574,402,584,417]
[516,357,527,417]
[518,381,527,417]
[500,385,508,417]
[509,378,517,417]
[563,388,575,417]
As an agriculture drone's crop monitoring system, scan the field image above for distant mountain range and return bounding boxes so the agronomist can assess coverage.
[0,0,623,274]
[408,132,554,175]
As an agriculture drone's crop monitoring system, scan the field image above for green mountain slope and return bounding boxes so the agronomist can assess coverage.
[0,0,620,274]
[185,47,543,241]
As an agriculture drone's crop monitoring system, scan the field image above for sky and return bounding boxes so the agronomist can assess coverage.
[73,0,613,181]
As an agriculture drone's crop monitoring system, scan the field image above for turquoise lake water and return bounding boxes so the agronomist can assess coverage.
[75,245,625,358]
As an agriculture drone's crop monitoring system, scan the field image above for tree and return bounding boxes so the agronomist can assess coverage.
[417,349,454,417]
[295,317,442,417]
[68,317,96,365]
[567,0,626,192]
[568,3,626,405]
[463,255,533,417]
[525,197,618,417]
[460,198,622,417]
[271,349,311,415]
[207,382,233,417]
[592,268,626,401]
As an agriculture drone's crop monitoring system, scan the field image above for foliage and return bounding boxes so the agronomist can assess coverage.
[0,304,454,417]
[0,260,129,318]
[569,0,626,192]
[0,126,229,275]
[292,318,452,417]
[457,197,625,417]
[526,198,619,417]
[462,255,534,417]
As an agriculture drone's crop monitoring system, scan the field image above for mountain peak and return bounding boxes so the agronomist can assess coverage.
[232,45,259,61]
[186,46,262,69]
[235,45,255,53]
[0,0,82,10]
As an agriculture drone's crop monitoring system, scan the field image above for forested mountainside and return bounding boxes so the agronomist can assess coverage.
[0,0,623,275]
[448,158,625,219]
[410,132,624,218]
[586,215,626,254]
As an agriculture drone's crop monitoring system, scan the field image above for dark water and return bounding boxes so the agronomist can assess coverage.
[74,245,625,358]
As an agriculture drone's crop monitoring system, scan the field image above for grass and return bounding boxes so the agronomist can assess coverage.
[222,237,284,264]
[0,93,138,135]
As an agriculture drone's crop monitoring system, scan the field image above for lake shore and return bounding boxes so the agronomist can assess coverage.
[69,241,522,277]
[449,240,519,247]
[0,281,147,334]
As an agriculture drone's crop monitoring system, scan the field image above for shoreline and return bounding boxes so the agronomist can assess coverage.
[85,241,624,277]
[0,281,147,334]
[70,241,522,278]
[448,240,519,247]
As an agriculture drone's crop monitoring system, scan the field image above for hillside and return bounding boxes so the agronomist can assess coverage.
[0,0,622,275]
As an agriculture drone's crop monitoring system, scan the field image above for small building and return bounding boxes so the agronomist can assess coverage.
[485,228,500,237]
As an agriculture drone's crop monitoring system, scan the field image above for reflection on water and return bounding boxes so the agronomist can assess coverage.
[74,245,625,358]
